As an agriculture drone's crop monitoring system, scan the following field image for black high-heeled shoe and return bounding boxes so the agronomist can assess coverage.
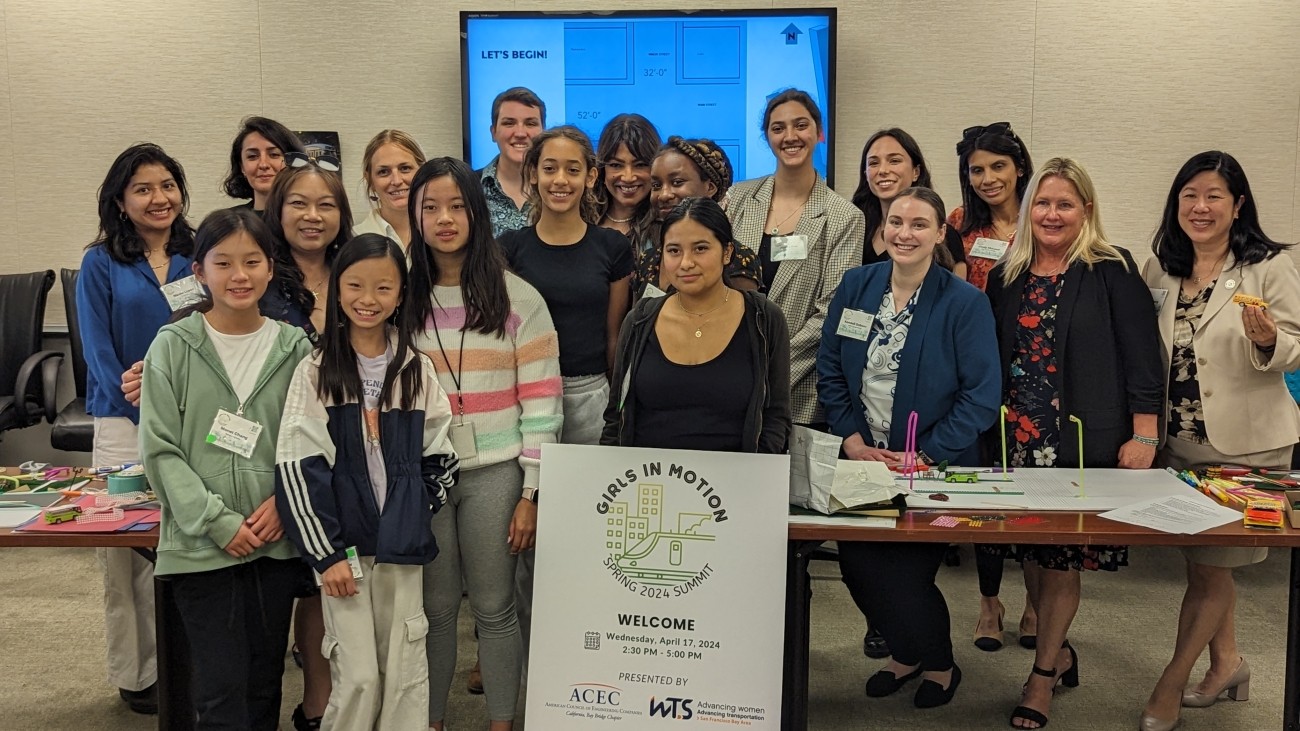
[1009,644,1079,728]
[1059,641,1079,689]
[1009,665,1056,728]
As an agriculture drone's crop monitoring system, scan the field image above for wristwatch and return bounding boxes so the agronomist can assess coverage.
[522,487,539,504]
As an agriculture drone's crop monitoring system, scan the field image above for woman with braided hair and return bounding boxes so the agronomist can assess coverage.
[637,136,762,296]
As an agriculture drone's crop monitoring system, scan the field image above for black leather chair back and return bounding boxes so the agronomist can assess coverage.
[0,271,55,396]
[60,269,87,398]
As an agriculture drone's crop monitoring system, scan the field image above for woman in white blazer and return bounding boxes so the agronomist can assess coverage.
[1139,151,1300,731]
[727,89,864,428]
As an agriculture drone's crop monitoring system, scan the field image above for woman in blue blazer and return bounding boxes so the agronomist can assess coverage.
[817,187,1001,709]
[78,143,195,714]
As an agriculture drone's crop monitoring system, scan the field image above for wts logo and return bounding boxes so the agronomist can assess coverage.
[649,697,694,720]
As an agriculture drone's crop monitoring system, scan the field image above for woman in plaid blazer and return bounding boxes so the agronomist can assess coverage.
[727,89,865,427]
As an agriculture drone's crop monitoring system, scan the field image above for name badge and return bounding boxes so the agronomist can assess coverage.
[643,283,668,299]
[206,408,263,459]
[449,421,478,460]
[314,546,365,586]
[836,309,875,341]
[770,234,809,261]
[161,275,207,312]
[1150,288,1169,314]
[969,237,1010,260]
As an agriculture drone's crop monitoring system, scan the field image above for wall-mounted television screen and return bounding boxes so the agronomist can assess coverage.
[461,8,837,186]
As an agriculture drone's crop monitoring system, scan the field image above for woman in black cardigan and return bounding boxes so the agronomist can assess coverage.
[985,158,1163,730]
[602,197,791,453]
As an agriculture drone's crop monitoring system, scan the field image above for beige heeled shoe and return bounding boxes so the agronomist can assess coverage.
[1182,657,1250,707]
[1137,713,1181,731]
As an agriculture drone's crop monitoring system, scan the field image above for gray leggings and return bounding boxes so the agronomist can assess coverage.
[424,459,523,722]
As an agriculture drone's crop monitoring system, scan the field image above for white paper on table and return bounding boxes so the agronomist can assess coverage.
[0,507,42,528]
[829,460,899,511]
[1098,494,1243,534]
[903,468,1210,511]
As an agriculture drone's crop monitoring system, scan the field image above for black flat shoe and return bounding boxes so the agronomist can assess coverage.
[915,665,962,709]
[293,703,323,731]
[863,628,890,659]
[119,684,158,715]
[865,665,923,697]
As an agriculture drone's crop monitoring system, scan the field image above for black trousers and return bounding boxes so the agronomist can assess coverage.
[976,544,1011,598]
[168,556,303,731]
[838,541,953,671]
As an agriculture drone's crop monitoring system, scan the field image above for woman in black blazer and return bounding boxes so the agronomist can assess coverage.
[985,158,1163,730]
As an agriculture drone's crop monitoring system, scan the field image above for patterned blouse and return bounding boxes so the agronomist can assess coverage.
[947,206,1017,293]
[1167,283,1214,444]
[480,157,532,238]
[859,284,921,448]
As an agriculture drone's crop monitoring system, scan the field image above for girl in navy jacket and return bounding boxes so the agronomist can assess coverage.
[276,234,459,729]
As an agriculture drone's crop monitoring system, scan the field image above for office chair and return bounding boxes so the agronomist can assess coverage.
[0,270,61,438]
[50,269,94,452]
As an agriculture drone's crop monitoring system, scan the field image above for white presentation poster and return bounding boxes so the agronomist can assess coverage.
[527,444,789,728]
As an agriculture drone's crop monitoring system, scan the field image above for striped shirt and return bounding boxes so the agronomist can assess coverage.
[415,272,563,489]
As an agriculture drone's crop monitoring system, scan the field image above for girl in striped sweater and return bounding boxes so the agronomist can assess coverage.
[407,157,563,731]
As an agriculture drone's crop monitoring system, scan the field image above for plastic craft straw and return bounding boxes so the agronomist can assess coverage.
[1069,414,1085,497]
[999,405,1009,472]
[905,411,919,491]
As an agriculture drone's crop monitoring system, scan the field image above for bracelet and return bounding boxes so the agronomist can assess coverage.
[1258,343,1276,354]
[1131,434,1159,447]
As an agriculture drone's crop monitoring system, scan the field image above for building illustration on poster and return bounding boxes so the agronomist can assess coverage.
[604,483,715,586]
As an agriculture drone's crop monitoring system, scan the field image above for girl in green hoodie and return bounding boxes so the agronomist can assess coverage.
[139,207,313,730]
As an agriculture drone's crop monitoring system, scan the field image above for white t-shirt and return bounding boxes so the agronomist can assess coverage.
[203,317,279,405]
[358,349,393,511]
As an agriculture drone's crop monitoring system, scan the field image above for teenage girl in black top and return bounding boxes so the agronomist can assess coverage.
[603,197,791,453]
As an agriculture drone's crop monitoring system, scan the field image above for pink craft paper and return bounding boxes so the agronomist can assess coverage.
[15,495,160,533]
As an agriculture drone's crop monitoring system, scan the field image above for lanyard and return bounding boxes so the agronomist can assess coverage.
[430,305,468,422]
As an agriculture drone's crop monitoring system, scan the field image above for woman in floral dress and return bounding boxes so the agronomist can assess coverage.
[986,158,1163,729]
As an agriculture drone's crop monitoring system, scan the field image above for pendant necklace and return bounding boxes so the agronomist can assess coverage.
[768,178,816,235]
[1193,251,1229,285]
[677,289,731,338]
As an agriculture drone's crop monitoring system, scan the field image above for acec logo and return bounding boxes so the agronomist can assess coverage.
[570,684,621,706]
[649,696,694,720]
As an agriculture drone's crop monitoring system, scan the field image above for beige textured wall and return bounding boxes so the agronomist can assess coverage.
[2,0,1298,327]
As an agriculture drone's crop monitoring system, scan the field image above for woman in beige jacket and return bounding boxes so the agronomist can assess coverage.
[1139,150,1300,731]
[727,89,864,428]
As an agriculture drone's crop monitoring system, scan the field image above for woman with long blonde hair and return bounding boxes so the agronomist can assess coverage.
[985,158,1163,729]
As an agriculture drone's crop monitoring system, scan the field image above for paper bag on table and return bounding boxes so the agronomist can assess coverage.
[789,426,905,514]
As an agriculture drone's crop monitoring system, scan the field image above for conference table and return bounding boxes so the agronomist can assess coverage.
[7,486,1300,731]
[783,510,1300,731]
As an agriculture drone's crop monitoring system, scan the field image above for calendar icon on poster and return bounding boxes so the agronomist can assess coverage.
[584,631,600,650]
